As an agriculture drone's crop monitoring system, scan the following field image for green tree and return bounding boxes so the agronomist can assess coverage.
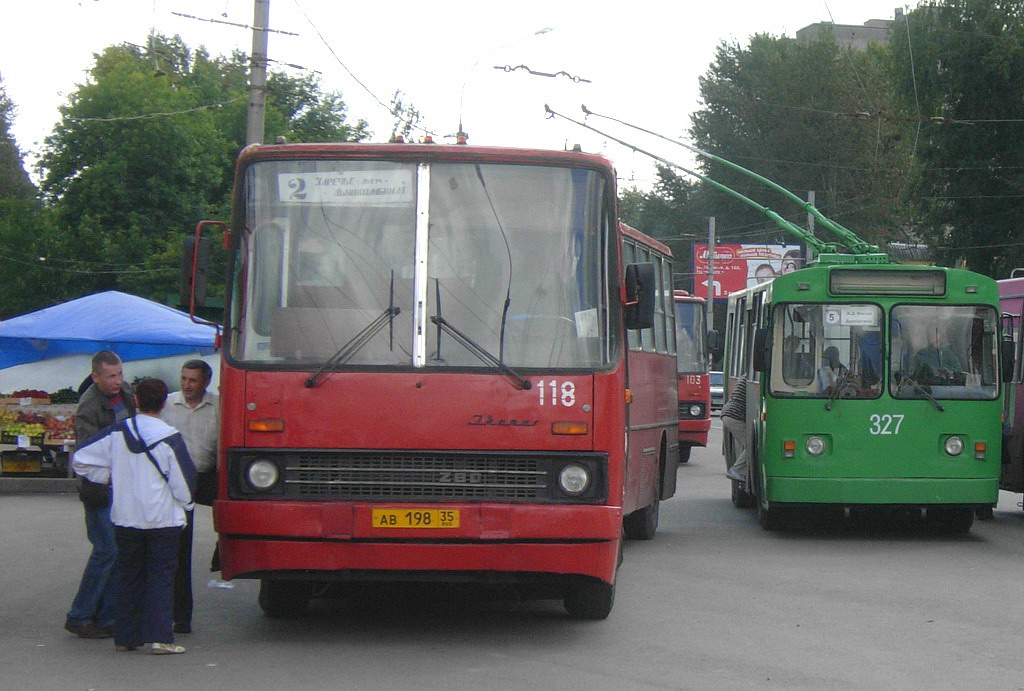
[0,78,35,201]
[32,34,373,307]
[690,33,915,251]
[890,0,1024,276]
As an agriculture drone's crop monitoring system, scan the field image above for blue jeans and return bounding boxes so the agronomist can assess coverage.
[66,503,117,627]
[113,526,182,647]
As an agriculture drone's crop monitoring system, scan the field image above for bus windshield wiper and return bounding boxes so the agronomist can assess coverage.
[902,374,945,412]
[306,274,401,388]
[304,306,401,387]
[429,315,531,390]
[824,370,854,411]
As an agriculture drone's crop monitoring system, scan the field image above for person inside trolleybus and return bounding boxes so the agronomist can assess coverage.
[817,346,848,393]
[911,328,965,385]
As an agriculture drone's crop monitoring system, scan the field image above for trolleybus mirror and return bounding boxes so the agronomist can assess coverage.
[752,328,770,372]
[1001,313,1015,382]
[624,263,656,330]
[1001,335,1015,382]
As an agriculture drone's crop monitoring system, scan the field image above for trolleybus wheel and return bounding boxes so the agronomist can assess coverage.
[975,506,994,521]
[258,579,312,618]
[757,499,785,531]
[731,479,755,509]
[623,496,660,540]
[564,577,615,620]
[679,445,691,464]
[925,507,975,535]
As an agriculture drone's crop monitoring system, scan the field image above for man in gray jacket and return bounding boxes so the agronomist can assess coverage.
[64,351,136,639]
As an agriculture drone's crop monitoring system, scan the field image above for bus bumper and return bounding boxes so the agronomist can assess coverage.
[214,501,622,584]
[765,477,999,505]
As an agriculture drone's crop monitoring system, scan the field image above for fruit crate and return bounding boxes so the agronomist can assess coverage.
[1,431,45,447]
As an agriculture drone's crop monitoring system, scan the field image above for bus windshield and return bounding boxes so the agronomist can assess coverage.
[230,160,611,370]
[770,303,884,400]
[890,305,999,400]
[675,301,707,374]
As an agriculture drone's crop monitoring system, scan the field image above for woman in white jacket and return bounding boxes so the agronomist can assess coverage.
[73,377,196,655]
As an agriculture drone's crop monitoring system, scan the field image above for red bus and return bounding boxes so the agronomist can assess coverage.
[673,290,710,462]
[196,142,681,619]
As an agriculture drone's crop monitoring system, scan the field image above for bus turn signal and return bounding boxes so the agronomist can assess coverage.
[249,418,284,433]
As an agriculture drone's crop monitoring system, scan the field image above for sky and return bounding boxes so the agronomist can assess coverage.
[0,0,910,189]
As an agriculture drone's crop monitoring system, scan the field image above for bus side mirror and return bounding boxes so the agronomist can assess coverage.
[623,263,656,330]
[180,234,211,311]
[707,329,722,359]
[1001,335,1015,382]
[752,328,770,372]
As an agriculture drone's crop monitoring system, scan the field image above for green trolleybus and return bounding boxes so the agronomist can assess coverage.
[724,262,1010,532]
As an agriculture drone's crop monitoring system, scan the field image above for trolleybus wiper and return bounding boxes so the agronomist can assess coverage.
[824,371,854,412]
[902,374,944,412]
[429,315,532,390]
[305,274,401,388]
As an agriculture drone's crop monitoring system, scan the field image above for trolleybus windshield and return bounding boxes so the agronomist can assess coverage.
[771,303,884,400]
[231,160,612,370]
[890,305,999,400]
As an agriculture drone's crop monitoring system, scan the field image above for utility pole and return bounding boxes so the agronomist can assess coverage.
[246,0,270,146]
[706,217,716,335]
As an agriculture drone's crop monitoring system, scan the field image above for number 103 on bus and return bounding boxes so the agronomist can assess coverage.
[372,509,460,528]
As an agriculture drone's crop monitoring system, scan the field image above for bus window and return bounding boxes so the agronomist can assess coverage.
[891,305,999,400]
[770,303,884,399]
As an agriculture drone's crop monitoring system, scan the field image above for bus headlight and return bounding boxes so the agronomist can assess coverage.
[558,464,590,495]
[689,404,702,417]
[944,436,964,456]
[806,436,826,456]
[246,459,279,490]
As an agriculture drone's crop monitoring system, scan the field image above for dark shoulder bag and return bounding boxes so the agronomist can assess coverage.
[77,476,111,509]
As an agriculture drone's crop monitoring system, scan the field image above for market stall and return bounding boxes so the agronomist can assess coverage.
[0,291,218,477]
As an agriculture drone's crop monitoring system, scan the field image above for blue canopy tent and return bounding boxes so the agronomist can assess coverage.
[0,291,217,369]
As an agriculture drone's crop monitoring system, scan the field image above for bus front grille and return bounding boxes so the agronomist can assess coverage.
[228,449,608,504]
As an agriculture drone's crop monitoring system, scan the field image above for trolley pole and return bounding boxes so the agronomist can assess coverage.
[246,0,270,146]
[706,217,715,334]
[805,190,816,265]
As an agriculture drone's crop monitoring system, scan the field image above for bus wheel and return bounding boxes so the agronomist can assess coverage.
[564,577,615,620]
[926,507,974,535]
[975,506,994,521]
[731,479,755,509]
[623,497,660,540]
[679,445,692,464]
[258,579,311,618]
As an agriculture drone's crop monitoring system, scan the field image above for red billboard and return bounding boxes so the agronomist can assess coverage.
[692,244,803,300]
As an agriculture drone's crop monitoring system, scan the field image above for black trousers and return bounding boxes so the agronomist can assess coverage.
[172,510,193,627]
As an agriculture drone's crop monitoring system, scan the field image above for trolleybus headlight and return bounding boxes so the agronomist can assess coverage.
[806,436,826,456]
[558,464,590,495]
[689,404,702,418]
[246,459,279,490]
[944,436,964,456]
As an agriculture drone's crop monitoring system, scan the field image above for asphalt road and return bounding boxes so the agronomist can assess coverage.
[3,419,1023,690]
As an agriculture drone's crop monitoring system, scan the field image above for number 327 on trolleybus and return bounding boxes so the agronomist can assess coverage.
[187,142,681,619]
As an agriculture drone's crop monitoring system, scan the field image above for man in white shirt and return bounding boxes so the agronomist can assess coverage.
[158,360,219,635]
[73,377,196,655]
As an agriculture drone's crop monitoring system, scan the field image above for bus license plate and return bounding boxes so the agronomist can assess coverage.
[372,509,460,529]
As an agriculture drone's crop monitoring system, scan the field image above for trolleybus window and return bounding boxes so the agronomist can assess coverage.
[890,305,998,400]
[675,301,707,374]
[770,303,884,399]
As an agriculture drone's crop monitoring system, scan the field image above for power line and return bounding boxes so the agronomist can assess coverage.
[170,11,299,36]
[66,96,245,123]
